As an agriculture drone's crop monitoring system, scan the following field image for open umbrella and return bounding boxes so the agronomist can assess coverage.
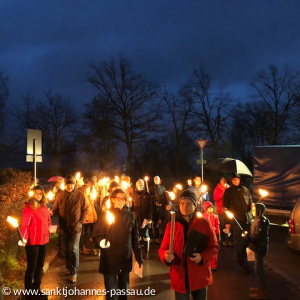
[205,158,253,177]
[47,176,63,182]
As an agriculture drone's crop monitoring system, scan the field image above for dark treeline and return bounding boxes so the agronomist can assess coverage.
[1,56,300,181]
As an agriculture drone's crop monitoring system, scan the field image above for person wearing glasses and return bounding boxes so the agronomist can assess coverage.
[92,188,143,300]
[20,185,51,299]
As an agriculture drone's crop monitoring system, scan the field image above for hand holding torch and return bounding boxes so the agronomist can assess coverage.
[100,210,115,248]
[225,210,244,231]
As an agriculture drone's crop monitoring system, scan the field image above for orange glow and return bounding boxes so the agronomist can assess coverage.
[106,210,115,225]
[175,184,182,190]
[167,191,175,200]
[7,216,19,228]
[200,184,208,193]
[225,210,234,219]
[259,188,269,198]
[106,199,111,209]
[47,191,54,201]
[60,182,65,190]
[196,211,203,218]
[75,172,81,181]
[121,181,128,190]
[91,186,97,200]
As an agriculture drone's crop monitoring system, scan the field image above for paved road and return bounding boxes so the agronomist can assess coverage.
[39,224,300,300]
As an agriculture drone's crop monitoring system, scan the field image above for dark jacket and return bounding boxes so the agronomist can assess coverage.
[132,189,152,228]
[92,207,143,274]
[248,203,270,255]
[223,184,253,224]
[52,188,88,234]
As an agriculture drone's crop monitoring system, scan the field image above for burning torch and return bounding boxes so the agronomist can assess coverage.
[100,209,115,248]
[7,216,25,245]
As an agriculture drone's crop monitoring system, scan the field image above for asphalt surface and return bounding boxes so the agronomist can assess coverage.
[37,225,300,300]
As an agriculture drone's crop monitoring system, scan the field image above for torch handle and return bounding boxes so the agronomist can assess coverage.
[17,226,23,240]
[105,225,113,246]
[169,212,175,252]
[233,217,244,231]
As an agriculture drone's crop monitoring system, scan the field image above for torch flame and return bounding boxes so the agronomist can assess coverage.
[259,188,269,198]
[187,179,192,186]
[75,172,81,181]
[114,176,120,183]
[196,211,203,218]
[28,190,34,197]
[60,182,65,190]
[200,184,208,193]
[100,178,106,186]
[225,210,234,219]
[121,181,128,190]
[144,176,149,182]
[106,177,110,182]
[91,186,97,200]
[106,210,115,225]
[47,191,54,201]
[7,216,19,228]
[175,184,182,190]
[167,191,175,200]
[106,199,111,209]
[129,196,132,202]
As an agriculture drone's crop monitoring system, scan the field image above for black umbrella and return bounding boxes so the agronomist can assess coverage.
[205,158,252,177]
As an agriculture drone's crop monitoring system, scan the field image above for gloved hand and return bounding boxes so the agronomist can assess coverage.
[241,231,248,238]
[18,239,27,247]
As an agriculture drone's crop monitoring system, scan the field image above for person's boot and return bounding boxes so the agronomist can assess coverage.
[80,246,91,255]
[144,240,150,259]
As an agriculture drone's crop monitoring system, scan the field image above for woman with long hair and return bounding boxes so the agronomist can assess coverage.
[20,185,51,299]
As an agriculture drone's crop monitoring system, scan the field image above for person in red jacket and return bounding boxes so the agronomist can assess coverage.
[20,185,51,299]
[202,201,220,271]
[213,177,233,247]
[158,190,219,300]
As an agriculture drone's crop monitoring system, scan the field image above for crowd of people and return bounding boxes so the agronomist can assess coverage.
[18,172,269,300]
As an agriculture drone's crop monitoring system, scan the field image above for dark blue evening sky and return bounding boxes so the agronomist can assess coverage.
[1,0,300,109]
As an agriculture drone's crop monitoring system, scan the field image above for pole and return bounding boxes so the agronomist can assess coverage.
[201,149,204,181]
[33,139,36,186]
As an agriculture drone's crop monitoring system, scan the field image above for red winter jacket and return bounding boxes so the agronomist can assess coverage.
[158,215,219,294]
[213,183,229,215]
[21,202,51,245]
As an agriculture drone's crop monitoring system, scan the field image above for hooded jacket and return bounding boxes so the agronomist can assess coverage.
[92,207,143,274]
[213,182,229,215]
[158,212,219,293]
[202,201,220,235]
[52,188,89,234]
[21,200,51,245]
[249,203,270,255]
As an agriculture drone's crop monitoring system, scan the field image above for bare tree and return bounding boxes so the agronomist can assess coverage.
[161,90,194,179]
[250,64,300,144]
[81,97,119,173]
[87,55,161,175]
[183,67,236,159]
[12,90,79,173]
